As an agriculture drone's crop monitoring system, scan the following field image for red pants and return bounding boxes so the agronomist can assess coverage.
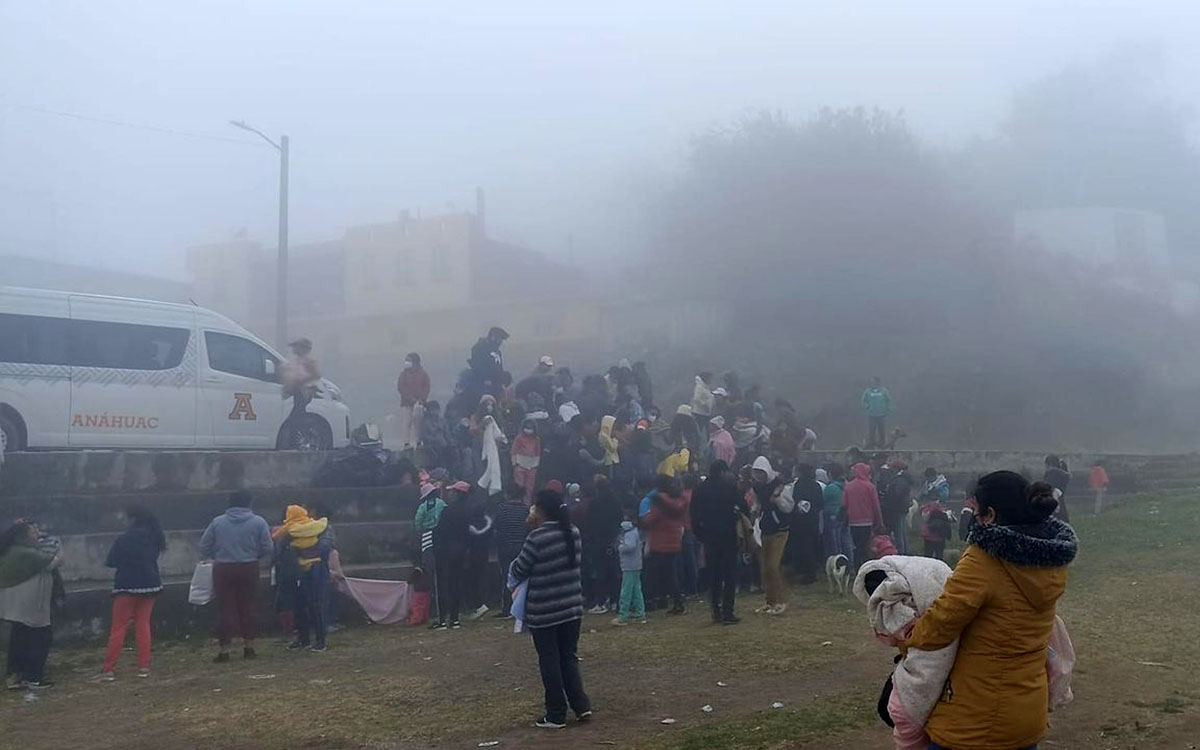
[213,562,260,645]
[103,594,156,672]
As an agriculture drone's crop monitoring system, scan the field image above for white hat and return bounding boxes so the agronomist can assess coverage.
[539,355,554,367]
[712,387,729,397]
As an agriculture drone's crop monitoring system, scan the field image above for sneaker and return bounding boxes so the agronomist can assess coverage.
[721,615,742,625]
[213,652,231,663]
[469,605,489,620]
[534,716,567,729]
[286,641,309,651]
[754,605,772,614]
[21,680,54,690]
[136,668,151,679]
[610,617,629,627]
[576,710,593,723]
[492,610,511,619]
[429,621,448,631]
[769,604,788,615]
[243,647,257,660]
[91,672,116,683]
[587,605,608,615]
[6,675,25,690]
[450,621,462,630]
[310,645,328,653]
[634,617,648,625]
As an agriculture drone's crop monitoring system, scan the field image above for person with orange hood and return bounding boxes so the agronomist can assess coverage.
[843,463,883,571]
[900,471,1078,750]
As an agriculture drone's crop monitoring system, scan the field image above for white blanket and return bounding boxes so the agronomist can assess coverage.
[478,415,505,495]
[854,555,958,727]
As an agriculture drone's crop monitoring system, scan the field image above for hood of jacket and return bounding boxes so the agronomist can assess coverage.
[751,455,777,482]
[225,507,259,524]
[288,517,329,540]
[600,415,616,437]
[851,462,873,482]
[969,517,1077,608]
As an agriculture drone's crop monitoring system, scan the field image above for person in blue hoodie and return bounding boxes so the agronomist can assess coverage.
[611,513,646,626]
[198,491,273,663]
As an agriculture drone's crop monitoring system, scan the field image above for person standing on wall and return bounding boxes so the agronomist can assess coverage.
[198,491,273,663]
[95,506,166,681]
[281,338,321,424]
[860,376,892,450]
[396,352,431,453]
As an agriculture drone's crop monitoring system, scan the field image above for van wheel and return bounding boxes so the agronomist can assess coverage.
[279,414,333,451]
[0,411,24,453]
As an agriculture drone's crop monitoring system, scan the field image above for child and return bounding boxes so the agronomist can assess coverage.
[854,557,958,750]
[920,499,953,561]
[511,419,542,501]
[1089,460,1109,515]
[611,514,646,625]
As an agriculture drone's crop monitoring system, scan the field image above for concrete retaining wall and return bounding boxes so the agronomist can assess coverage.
[2,448,1198,642]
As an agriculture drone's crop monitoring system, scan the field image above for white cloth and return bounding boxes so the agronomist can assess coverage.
[478,415,505,495]
[395,402,425,449]
[335,577,410,624]
[853,555,958,726]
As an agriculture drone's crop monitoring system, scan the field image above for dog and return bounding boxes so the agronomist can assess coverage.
[906,498,921,531]
[825,554,851,596]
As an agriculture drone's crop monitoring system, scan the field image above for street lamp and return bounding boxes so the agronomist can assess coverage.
[230,120,289,350]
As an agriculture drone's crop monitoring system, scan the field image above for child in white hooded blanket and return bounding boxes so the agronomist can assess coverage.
[853,555,957,750]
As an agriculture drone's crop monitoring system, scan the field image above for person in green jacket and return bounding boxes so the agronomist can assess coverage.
[860,377,893,449]
[820,464,851,559]
[414,483,446,623]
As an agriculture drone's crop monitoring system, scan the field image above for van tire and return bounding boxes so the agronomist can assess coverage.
[278,414,333,452]
[0,409,25,453]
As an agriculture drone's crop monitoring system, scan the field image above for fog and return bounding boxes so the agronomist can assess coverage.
[4,2,1200,450]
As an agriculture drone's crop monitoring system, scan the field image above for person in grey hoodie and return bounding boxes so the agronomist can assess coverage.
[611,515,645,626]
[198,491,273,662]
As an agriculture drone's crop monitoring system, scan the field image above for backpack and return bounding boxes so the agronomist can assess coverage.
[927,509,952,540]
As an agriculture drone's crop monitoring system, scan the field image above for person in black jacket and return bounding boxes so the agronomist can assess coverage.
[879,459,915,555]
[432,484,471,630]
[690,461,748,625]
[1043,455,1072,522]
[97,506,165,680]
[785,464,824,585]
[468,327,509,400]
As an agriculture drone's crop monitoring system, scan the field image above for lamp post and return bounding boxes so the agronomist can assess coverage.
[230,120,289,349]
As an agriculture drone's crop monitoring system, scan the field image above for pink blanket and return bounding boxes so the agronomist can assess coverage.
[335,577,410,624]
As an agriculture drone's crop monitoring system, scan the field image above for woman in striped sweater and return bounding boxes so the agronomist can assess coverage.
[510,489,593,729]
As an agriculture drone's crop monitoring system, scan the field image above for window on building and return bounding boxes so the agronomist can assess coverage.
[205,332,279,382]
[431,244,451,282]
[69,320,190,371]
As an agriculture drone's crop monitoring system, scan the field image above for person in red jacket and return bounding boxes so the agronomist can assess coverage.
[396,353,432,451]
[842,462,883,572]
[643,475,687,614]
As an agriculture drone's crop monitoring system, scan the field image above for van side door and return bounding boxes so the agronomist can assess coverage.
[67,297,197,447]
[200,330,286,448]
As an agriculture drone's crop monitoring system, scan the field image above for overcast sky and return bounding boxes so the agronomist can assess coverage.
[2,1,1198,279]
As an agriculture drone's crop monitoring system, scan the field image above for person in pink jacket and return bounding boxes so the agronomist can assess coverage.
[707,416,735,466]
[842,463,883,571]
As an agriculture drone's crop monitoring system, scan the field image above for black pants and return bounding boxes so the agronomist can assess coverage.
[868,416,886,449]
[645,552,682,611]
[587,550,619,608]
[530,619,591,724]
[465,543,490,611]
[498,546,522,615]
[924,540,946,560]
[294,563,329,648]
[436,550,466,624]
[786,524,822,583]
[705,543,738,618]
[850,525,874,572]
[6,622,52,683]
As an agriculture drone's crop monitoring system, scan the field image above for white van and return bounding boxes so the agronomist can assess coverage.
[0,287,351,452]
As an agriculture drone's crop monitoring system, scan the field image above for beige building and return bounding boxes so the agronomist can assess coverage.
[186,202,729,424]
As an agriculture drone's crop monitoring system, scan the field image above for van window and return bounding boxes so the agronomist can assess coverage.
[205,332,278,382]
[0,313,71,365]
[69,320,190,371]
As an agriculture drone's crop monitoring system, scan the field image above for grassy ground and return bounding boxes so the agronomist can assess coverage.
[4,491,1200,749]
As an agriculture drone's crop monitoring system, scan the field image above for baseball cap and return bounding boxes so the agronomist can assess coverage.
[539,355,554,367]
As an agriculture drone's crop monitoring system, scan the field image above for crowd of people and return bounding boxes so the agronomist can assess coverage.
[0,325,1086,749]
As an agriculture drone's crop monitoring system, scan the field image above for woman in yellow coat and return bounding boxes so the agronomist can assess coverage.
[903,471,1078,750]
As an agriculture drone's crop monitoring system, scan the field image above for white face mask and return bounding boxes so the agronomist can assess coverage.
[404,360,414,369]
